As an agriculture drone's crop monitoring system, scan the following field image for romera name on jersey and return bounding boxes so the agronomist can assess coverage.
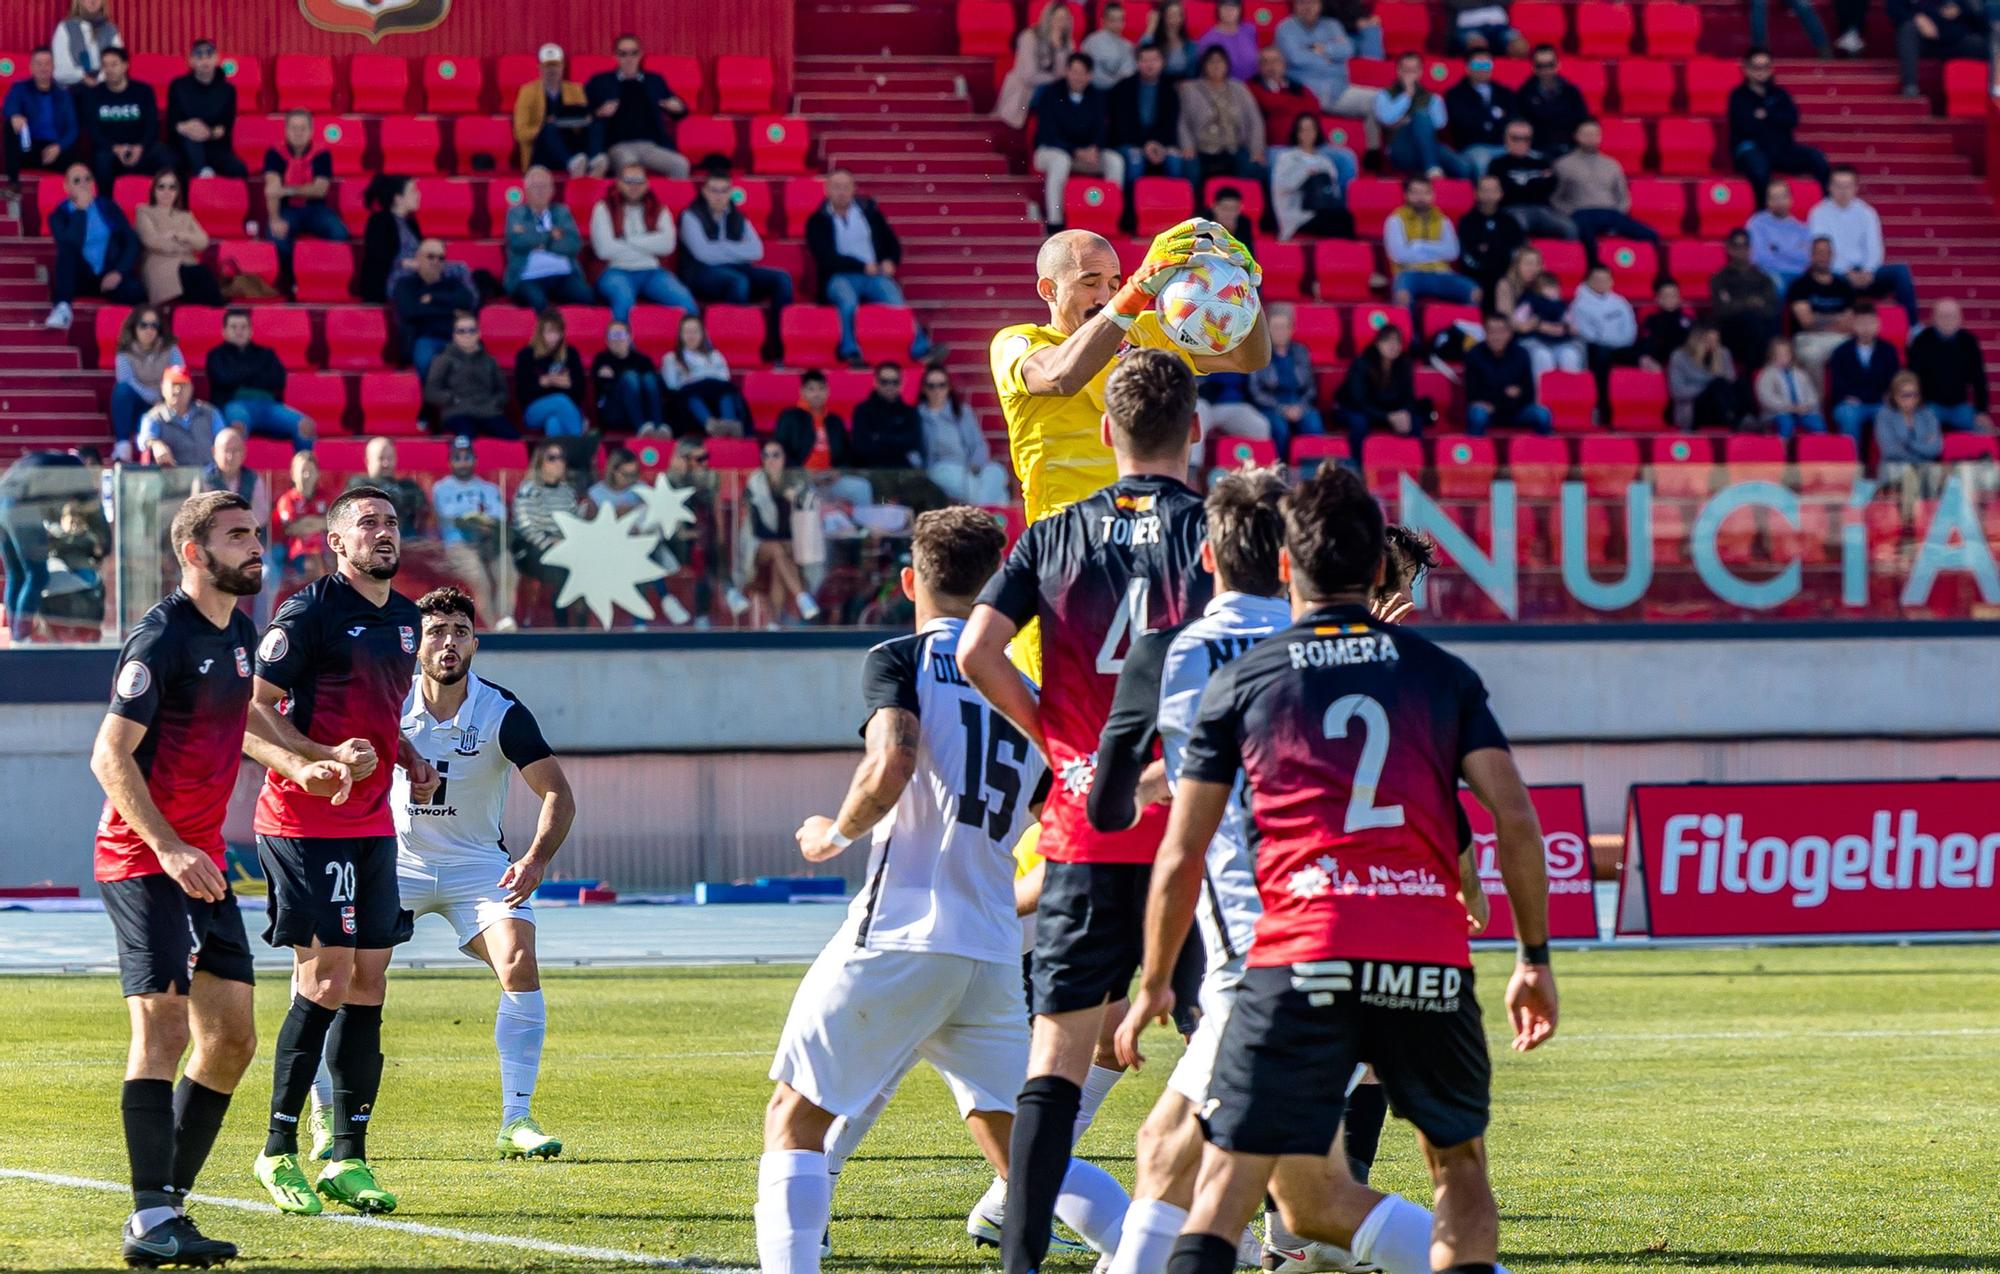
[1288,627,1399,670]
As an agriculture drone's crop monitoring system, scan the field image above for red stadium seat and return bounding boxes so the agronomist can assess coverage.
[1433,179,1475,220]
[484,178,525,230]
[1945,59,1991,118]
[1608,367,1668,429]
[1062,179,1124,235]
[855,306,917,364]
[1536,370,1597,432]
[90,305,131,368]
[716,56,775,113]
[677,117,739,169]
[1683,58,1738,116]
[1375,4,1433,50]
[449,238,503,281]
[705,305,766,365]
[1132,177,1194,235]
[478,305,536,353]
[1599,238,1660,296]
[1795,433,1859,492]
[1211,436,1279,469]
[732,179,775,234]
[1667,240,1725,302]
[219,53,264,111]
[188,177,249,236]
[700,437,758,470]
[782,177,827,235]
[823,369,874,418]
[1532,239,1587,288]
[750,115,811,174]
[1617,61,1677,116]
[780,305,842,367]
[449,115,514,174]
[742,370,803,422]
[561,176,610,225]
[1201,178,1264,225]
[131,53,178,109]
[334,180,371,237]
[413,178,475,237]
[1566,60,1611,114]
[1313,240,1376,301]
[1656,118,1716,175]
[1344,178,1401,238]
[231,114,283,172]
[1361,435,1423,501]
[1575,2,1636,56]
[559,306,614,363]
[1649,434,1716,497]
[217,240,280,297]
[958,2,1017,55]
[1644,3,1704,56]
[111,175,148,224]
[1508,435,1572,498]
[377,116,442,172]
[1436,436,1498,500]
[422,55,485,115]
[319,117,369,178]
[1626,179,1687,237]
[395,439,452,475]
[243,437,294,470]
[347,55,411,113]
[292,240,354,302]
[1508,2,1568,48]
[655,55,705,111]
[284,372,350,429]
[1419,302,1481,340]
[1348,304,1412,355]
[1598,117,1650,171]
[1290,304,1342,358]
[358,372,424,434]
[1259,242,1308,299]
[273,55,336,112]
[1288,435,1352,473]
[314,437,369,472]
[0,53,28,83]
[1579,435,1642,496]
[1726,432,1788,483]
[1876,306,1911,350]
[495,55,540,94]
[627,305,688,355]
[324,307,388,370]
[1692,178,1754,237]
[1181,1,1219,37]
[254,309,313,370]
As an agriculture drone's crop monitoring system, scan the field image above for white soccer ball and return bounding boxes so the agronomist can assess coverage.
[1154,254,1261,357]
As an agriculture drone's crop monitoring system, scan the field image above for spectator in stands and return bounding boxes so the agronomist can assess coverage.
[1747,178,1812,292]
[1516,46,1587,156]
[1197,371,1273,447]
[208,308,314,447]
[919,367,1010,504]
[1514,270,1586,377]
[84,47,166,187]
[504,165,591,309]
[663,313,751,436]
[1203,186,1258,255]
[512,443,585,627]
[1492,243,1544,316]
[394,238,480,381]
[361,175,437,304]
[1277,0,1384,120]
[1337,324,1423,454]
[807,169,929,367]
[136,170,221,307]
[1385,176,1478,309]
[1669,323,1744,428]
[347,437,428,533]
[739,440,822,625]
[1827,302,1902,439]
[1086,1,1139,89]
[263,109,347,293]
[166,38,244,178]
[1271,114,1356,239]
[1376,52,1469,179]
[591,161,701,320]
[513,309,588,437]
[109,305,182,459]
[1445,54,1517,176]
[591,318,669,434]
[1486,120,1575,239]
[678,167,794,352]
[52,0,119,88]
[1750,0,1835,57]
[424,311,516,439]
[1896,0,1988,96]
[1571,263,1639,409]
[585,34,691,178]
[1875,371,1944,466]
[1642,278,1694,368]
[1249,48,1335,176]
[1729,50,1829,206]
[4,48,80,189]
[774,369,852,467]
[1447,0,1527,53]
[514,44,591,177]
[194,427,270,530]
[1458,174,1525,296]
[1144,0,1200,78]
[1755,338,1828,438]
[996,3,1075,130]
[1112,44,1188,184]
[1713,228,1785,369]
[849,363,924,469]
[1908,298,1990,431]
[1249,304,1325,456]
[137,367,221,467]
[1552,118,1659,261]
[432,436,507,621]
[1786,235,1858,380]
[272,449,330,585]
[1809,166,1917,323]
[588,444,646,515]
[1195,0,1260,79]
[1465,312,1552,434]
[43,164,142,331]
[1032,54,1125,228]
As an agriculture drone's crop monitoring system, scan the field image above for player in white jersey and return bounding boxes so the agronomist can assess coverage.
[757,508,1131,1274]
[309,586,575,1163]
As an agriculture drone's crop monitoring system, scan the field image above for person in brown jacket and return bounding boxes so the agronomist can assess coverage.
[134,169,220,306]
[1550,118,1659,264]
[512,43,591,175]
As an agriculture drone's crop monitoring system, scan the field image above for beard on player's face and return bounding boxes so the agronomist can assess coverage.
[204,551,264,596]
[423,656,469,685]
[343,537,401,580]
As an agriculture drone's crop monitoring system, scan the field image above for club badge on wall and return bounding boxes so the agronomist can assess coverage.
[298,0,451,42]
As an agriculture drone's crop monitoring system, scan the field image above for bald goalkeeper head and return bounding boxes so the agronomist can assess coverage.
[1035,230,1124,335]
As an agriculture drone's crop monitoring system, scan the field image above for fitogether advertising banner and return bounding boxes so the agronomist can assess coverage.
[1461,784,1600,941]
[1618,780,2000,939]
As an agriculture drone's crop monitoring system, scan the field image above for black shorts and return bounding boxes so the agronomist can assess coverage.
[102,874,257,998]
[1202,961,1490,1157]
[256,834,413,950]
[1029,860,1151,1016]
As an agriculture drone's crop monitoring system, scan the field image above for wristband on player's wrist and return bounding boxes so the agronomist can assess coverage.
[825,828,854,851]
[1518,941,1551,966]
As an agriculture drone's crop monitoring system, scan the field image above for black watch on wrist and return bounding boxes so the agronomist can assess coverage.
[1518,941,1551,966]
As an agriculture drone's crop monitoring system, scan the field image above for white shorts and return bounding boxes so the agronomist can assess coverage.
[1168,958,1243,1104]
[397,854,532,950]
[771,942,1028,1120]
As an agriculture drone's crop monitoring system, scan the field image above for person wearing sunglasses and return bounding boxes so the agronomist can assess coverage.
[1515,44,1586,157]
[1874,370,1944,472]
[849,362,924,471]
[135,168,221,307]
[589,162,700,322]
[392,238,479,383]
[423,314,515,440]
[511,446,586,628]
[44,162,144,331]
[109,307,183,460]
[918,369,1011,505]
[581,35,690,180]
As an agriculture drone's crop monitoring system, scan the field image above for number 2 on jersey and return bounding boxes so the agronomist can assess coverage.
[1095,577,1151,674]
[1322,694,1406,833]
[956,701,1028,838]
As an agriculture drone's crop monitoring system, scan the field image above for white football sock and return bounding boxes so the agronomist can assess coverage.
[1071,1063,1124,1145]
[1265,1202,1304,1251]
[1350,1194,1437,1274]
[755,1149,831,1274]
[1106,1197,1187,1274]
[1054,1156,1128,1255]
[130,1206,178,1235]
[495,989,546,1124]
[310,1057,333,1111]
[823,1084,891,1179]
[973,1173,1007,1221]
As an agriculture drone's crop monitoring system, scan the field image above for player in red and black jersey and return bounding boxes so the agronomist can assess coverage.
[961,348,1211,1274]
[1120,468,1558,1274]
[246,485,437,1217]
[90,491,352,1269]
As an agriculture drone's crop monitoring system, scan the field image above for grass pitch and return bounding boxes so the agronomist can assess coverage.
[0,946,1996,1273]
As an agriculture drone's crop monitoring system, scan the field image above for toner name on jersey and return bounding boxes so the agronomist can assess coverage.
[1180,604,1509,968]
[392,673,553,865]
[846,618,1047,964]
[974,475,1210,863]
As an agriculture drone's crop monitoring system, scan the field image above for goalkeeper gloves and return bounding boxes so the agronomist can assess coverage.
[1104,217,1263,331]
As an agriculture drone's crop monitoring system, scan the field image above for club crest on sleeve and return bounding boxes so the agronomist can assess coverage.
[399,626,417,653]
[234,647,251,678]
[259,627,288,663]
[115,660,150,700]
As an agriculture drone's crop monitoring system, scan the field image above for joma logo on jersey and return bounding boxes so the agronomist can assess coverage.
[1096,514,1163,546]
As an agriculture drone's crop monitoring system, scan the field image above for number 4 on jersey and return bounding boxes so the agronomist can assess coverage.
[1095,577,1151,674]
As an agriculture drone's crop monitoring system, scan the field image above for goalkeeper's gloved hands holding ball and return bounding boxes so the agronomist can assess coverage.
[1105,217,1262,330]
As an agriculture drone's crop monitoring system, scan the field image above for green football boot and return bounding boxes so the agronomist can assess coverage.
[495,1115,563,1160]
[252,1151,324,1216]
[315,1158,398,1213]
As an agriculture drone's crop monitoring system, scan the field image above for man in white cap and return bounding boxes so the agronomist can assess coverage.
[511,43,590,176]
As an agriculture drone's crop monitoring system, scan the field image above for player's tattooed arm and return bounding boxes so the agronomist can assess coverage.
[797,707,919,862]
[90,714,228,902]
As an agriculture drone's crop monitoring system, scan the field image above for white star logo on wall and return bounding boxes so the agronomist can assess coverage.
[633,474,698,535]
[539,504,668,628]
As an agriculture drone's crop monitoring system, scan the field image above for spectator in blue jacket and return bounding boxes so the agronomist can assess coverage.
[44,164,143,330]
[503,165,591,308]
[4,48,79,188]
[1248,304,1325,457]
[1826,302,1901,440]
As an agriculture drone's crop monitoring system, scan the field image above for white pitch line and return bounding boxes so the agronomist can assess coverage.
[0,1168,748,1271]
[1558,1026,2000,1044]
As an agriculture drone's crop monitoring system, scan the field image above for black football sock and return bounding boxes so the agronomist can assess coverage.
[1343,1083,1388,1185]
[1002,1074,1081,1274]
[265,994,337,1156]
[326,1003,384,1162]
[170,1078,233,1196]
[1166,1233,1241,1274]
[122,1079,178,1214]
